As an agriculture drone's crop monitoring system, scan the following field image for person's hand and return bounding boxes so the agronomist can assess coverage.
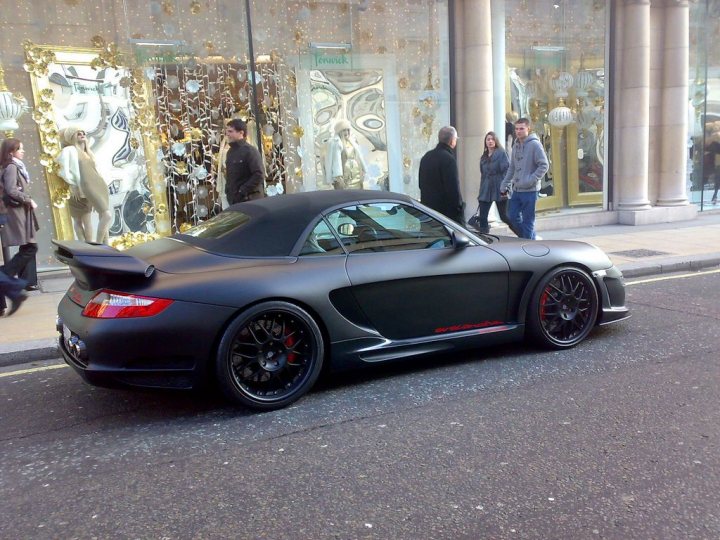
[500,190,508,200]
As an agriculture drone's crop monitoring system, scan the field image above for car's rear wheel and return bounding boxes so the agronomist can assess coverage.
[527,266,599,349]
[216,301,324,410]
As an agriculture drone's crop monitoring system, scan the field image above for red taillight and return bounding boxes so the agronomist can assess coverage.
[82,290,173,319]
[67,282,86,307]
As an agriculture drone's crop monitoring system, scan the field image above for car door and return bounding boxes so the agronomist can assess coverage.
[330,202,511,340]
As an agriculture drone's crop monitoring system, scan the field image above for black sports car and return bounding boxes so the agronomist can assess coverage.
[54,190,629,410]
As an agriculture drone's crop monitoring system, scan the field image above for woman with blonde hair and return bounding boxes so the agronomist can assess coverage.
[1,138,39,291]
[56,127,112,243]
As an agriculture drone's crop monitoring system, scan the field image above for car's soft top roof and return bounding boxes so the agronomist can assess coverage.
[177,189,417,257]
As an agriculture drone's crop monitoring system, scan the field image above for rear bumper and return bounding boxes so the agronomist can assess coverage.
[57,294,237,390]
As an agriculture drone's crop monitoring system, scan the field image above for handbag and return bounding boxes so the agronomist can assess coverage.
[467,204,482,230]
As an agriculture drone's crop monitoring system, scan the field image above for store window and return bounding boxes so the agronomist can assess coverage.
[0,1,450,272]
[688,0,720,209]
[504,0,607,213]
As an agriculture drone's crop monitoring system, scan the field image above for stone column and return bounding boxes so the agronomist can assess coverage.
[616,0,652,212]
[656,0,690,206]
[459,0,494,217]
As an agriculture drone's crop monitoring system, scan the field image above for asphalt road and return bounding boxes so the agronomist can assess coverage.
[1,269,719,540]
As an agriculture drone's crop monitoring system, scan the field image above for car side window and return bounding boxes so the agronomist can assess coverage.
[299,219,344,256]
[327,203,453,253]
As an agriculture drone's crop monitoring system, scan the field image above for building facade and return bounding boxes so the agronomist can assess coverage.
[0,0,716,270]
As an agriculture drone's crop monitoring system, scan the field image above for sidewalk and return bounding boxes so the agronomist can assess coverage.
[2,210,720,367]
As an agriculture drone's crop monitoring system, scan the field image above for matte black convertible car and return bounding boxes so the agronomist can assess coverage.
[54,190,629,410]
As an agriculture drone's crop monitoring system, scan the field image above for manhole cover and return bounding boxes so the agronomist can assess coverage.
[609,249,671,258]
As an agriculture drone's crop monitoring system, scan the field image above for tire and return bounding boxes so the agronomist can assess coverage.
[216,301,325,410]
[527,266,599,349]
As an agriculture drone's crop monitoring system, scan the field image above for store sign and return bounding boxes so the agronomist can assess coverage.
[133,48,193,65]
[312,52,351,68]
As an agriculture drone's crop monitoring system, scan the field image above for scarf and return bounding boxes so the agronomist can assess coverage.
[12,157,30,183]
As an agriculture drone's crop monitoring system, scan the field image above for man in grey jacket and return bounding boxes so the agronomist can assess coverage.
[500,118,549,239]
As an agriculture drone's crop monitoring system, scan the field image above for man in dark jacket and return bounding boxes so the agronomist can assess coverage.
[224,119,265,204]
[418,126,465,224]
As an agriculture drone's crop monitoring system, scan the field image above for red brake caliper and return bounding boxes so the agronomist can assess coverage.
[539,288,550,321]
[285,335,297,364]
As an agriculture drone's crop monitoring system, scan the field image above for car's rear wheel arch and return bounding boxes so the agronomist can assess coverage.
[213,298,329,410]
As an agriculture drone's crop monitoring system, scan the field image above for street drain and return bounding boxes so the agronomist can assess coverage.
[609,249,671,258]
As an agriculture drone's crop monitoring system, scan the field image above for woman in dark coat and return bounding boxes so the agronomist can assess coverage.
[1,138,39,291]
[475,131,520,236]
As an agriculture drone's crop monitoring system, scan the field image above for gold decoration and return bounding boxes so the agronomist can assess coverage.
[291,125,304,139]
[129,138,140,149]
[90,42,123,71]
[412,107,421,117]
[377,46,387,54]
[91,35,106,48]
[22,42,56,76]
[155,203,168,216]
[190,0,201,14]
[110,232,159,250]
[204,41,216,53]
[294,29,305,46]
[398,78,408,90]
[179,222,193,233]
[293,167,303,180]
[162,0,174,15]
[403,157,412,170]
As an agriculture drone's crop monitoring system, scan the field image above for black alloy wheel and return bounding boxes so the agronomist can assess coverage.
[528,266,599,349]
[216,301,324,410]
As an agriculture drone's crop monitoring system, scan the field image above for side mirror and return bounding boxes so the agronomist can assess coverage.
[452,231,470,250]
[337,223,355,236]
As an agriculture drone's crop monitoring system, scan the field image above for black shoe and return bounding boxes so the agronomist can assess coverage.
[25,284,39,292]
[7,292,27,316]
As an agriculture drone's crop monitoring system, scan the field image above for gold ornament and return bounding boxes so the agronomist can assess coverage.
[179,222,193,233]
[412,107,421,117]
[155,203,168,216]
[377,46,387,54]
[162,0,174,15]
[190,0,201,14]
[91,35,106,48]
[398,78,408,90]
[129,138,140,149]
[291,125,304,139]
[403,157,412,170]
[293,167,303,180]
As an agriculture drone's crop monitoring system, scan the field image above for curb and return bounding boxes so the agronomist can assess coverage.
[0,339,59,367]
[618,253,720,279]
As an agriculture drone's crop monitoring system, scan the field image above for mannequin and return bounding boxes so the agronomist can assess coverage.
[325,119,366,190]
[56,127,112,243]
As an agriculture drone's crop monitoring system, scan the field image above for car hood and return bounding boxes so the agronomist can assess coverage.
[126,237,295,274]
[482,234,614,271]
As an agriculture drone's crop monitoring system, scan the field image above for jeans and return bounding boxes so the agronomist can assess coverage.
[508,191,539,239]
[3,243,38,286]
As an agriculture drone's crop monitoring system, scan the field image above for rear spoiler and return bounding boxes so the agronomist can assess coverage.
[52,240,155,289]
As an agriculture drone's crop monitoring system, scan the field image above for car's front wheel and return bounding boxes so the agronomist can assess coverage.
[216,301,325,410]
[527,266,599,349]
